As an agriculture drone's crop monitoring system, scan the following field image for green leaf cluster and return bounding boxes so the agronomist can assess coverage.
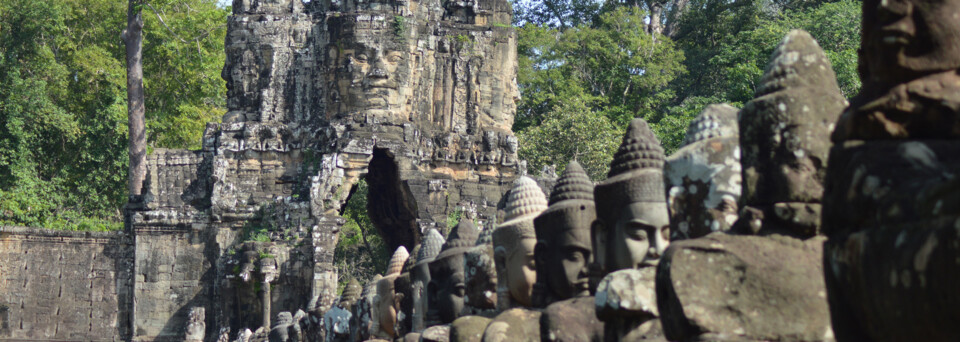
[515,7,687,176]
[514,0,861,172]
[334,179,390,291]
[0,0,228,230]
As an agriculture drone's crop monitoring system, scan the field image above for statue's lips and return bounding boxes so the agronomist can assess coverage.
[639,259,659,268]
[574,280,590,293]
[879,28,912,46]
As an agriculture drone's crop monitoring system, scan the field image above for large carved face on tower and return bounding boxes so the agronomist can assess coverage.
[326,16,413,120]
[861,0,960,84]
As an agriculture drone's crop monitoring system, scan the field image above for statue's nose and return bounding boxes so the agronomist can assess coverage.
[648,247,661,259]
[368,67,388,79]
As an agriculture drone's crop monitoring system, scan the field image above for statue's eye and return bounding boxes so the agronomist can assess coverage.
[661,226,671,241]
[388,54,403,63]
[356,54,368,62]
[626,222,651,241]
[565,251,584,262]
[454,284,466,297]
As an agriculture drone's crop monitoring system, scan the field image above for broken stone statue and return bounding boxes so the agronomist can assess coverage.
[823,0,960,339]
[657,29,845,342]
[665,104,742,240]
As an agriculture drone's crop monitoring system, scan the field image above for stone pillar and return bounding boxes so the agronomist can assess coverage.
[261,257,279,331]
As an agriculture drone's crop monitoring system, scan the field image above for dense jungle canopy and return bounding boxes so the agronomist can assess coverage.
[0,0,861,235]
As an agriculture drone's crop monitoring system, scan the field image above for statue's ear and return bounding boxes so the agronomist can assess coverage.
[427,279,437,298]
[494,246,508,274]
[534,241,548,272]
[591,219,606,267]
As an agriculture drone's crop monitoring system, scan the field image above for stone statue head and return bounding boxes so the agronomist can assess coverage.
[665,104,741,240]
[341,278,363,310]
[324,15,414,122]
[860,0,960,86]
[428,219,478,324]
[376,246,409,338]
[595,119,670,272]
[353,274,382,341]
[464,234,498,312]
[831,0,960,141]
[533,161,595,307]
[412,229,444,330]
[269,311,294,342]
[737,30,846,237]
[493,176,547,310]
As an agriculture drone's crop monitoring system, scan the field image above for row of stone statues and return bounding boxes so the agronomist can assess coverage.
[303,27,834,342]
[246,0,960,338]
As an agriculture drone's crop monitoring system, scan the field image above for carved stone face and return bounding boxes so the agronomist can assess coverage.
[543,228,592,299]
[330,37,409,119]
[772,151,823,204]
[608,202,670,271]
[428,254,465,324]
[412,263,431,289]
[862,0,960,83]
[496,238,536,307]
[464,246,497,310]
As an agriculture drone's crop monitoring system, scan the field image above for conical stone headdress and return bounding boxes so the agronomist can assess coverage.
[494,176,547,247]
[548,161,594,206]
[386,246,410,276]
[340,278,363,307]
[682,104,739,146]
[595,118,667,221]
[536,161,596,239]
[435,219,479,260]
[416,229,445,266]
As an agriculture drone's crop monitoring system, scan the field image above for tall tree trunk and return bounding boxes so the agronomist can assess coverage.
[121,0,146,197]
[663,0,689,38]
[647,0,665,35]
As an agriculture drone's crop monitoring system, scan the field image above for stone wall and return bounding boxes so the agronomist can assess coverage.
[0,226,133,341]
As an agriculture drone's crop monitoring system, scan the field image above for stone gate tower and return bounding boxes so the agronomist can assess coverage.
[126,0,521,338]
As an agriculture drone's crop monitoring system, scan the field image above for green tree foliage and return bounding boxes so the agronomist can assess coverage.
[334,179,390,292]
[514,0,860,169]
[669,0,861,104]
[515,6,687,171]
[705,0,861,103]
[0,0,227,230]
[518,100,621,179]
[141,0,228,149]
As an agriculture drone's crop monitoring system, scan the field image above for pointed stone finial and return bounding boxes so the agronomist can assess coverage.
[607,118,665,179]
[341,278,363,306]
[503,176,548,224]
[595,118,667,220]
[386,246,410,276]
[416,229,445,265]
[549,161,594,205]
[682,104,739,146]
[754,29,842,98]
[436,219,479,260]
